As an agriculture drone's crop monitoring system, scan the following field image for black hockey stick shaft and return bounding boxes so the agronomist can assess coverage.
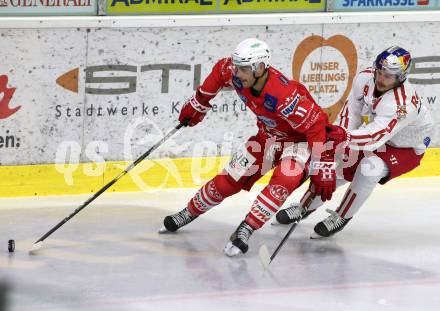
[268,193,316,264]
[33,122,186,244]
[269,221,298,262]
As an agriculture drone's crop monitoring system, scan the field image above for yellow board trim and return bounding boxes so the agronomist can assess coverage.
[1,148,439,198]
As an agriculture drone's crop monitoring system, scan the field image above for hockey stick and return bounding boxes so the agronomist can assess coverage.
[259,193,316,269]
[259,220,299,270]
[29,122,186,254]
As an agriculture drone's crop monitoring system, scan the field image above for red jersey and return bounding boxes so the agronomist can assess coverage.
[195,57,329,147]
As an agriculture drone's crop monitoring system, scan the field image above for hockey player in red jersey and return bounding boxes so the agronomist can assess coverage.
[159,38,335,256]
[275,46,433,238]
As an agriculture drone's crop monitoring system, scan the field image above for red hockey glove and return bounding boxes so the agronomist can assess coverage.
[325,124,350,147]
[179,95,211,127]
[310,150,336,202]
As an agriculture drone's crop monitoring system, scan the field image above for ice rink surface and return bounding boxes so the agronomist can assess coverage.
[1,177,440,311]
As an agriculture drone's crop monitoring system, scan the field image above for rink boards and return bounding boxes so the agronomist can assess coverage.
[1,12,440,197]
[1,149,439,197]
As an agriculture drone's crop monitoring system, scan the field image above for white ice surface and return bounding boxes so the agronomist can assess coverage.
[1,177,440,311]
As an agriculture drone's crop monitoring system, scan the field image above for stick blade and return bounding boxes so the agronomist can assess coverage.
[28,242,43,255]
[259,245,272,270]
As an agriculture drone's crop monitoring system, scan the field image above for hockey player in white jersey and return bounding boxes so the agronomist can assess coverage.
[274,46,433,238]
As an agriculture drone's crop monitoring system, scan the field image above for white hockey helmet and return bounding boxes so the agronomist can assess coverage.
[231,38,271,73]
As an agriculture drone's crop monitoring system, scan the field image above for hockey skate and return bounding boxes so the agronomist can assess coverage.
[272,203,315,225]
[224,221,255,257]
[159,207,197,233]
[311,209,352,239]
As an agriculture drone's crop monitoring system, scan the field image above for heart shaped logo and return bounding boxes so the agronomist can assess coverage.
[292,35,357,123]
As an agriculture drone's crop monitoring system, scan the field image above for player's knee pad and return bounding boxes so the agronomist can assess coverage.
[358,155,389,183]
[270,161,305,195]
[211,173,243,198]
[187,173,246,216]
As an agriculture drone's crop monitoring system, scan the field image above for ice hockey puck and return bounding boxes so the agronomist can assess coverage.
[8,240,15,253]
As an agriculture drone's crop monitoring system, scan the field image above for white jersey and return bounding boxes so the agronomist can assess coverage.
[335,68,433,154]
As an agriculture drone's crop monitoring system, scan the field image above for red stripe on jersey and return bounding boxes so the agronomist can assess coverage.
[343,100,349,128]
[341,192,357,218]
[351,133,371,140]
[375,133,386,141]
[386,118,398,133]
[339,106,349,128]
[336,189,352,213]
[360,69,373,74]
[355,134,384,146]
[393,88,401,107]
[373,97,383,110]
[371,128,387,138]
[338,101,348,127]
[352,131,385,145]
[257,196,278,213]
[400,85,407,107]
[354,141,371,146]
[351,118,398,145]
[338,115,343,127]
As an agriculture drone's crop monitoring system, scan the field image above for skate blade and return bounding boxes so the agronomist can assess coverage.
[158,226,170,234]
[270,218,282,225]
[270,220,294,226]
[223,242,243,257]
[271,216,295,226]
[310,232,326,239]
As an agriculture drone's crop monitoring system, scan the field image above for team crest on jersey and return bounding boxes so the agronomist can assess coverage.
[281,94,300,117]
[232,76,243,90]
[396,106,407,119]
[263,94,278,112]
[257,116,277,127]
